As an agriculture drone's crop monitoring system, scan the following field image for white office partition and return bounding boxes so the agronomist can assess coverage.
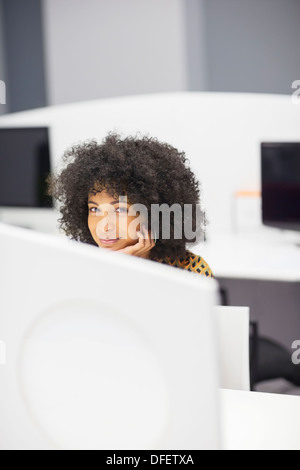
[215,306,250,391]
[0,92,300,234]
[0,222,220,450]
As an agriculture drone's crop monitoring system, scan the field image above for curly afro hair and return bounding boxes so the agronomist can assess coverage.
[48,133,206,261]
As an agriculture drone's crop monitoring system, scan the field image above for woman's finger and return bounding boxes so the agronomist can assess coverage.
[137,226,156,254]
[142,225,155,250]
[117,226,154,257]
[117,230,145,255]
[140,225,154,252]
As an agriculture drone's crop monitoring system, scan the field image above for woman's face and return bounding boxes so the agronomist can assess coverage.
[87,190,145,251]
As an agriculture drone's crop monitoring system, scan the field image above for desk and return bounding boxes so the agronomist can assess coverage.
[199,230,300,282]
[220,388,300,450]
[198,230,300,349]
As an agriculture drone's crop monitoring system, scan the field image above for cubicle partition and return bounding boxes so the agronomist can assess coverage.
[1,91,300,375]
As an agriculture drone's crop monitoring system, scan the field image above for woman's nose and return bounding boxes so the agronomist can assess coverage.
[104,220,115,232]
[96,216,117,238]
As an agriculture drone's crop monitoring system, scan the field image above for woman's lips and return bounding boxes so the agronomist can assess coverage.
[99,238,120,245]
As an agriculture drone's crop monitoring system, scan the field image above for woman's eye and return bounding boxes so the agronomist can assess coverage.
[89,206,127,215]
[116,207,128,214]
[89,207,101,214]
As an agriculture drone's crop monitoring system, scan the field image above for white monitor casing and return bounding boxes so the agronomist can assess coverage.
[0,222,219,450]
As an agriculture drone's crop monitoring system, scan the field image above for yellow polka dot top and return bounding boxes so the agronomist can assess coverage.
[157,250,214,278]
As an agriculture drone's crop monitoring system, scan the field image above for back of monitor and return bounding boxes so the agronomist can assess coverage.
[0,223,220,450]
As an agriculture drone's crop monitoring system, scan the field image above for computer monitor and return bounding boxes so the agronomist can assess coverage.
[261,142,300,231]
[0,223,220,450]
[0,127,52,208]
[0,127,58,233]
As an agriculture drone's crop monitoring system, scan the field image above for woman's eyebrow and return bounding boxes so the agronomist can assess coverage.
[87,200,127,206]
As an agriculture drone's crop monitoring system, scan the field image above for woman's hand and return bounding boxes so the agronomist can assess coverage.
[116,224,155,258]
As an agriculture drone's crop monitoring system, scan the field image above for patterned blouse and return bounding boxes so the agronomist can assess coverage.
[157,250,213,278]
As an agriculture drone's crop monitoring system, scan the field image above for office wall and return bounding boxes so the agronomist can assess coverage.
[42,0,300,107]
[42,0,189,106]
[203,0,300,94]
[0,0,7,115]
[1,0,46,113]
[3,0,300,112]
[184,0,207,91]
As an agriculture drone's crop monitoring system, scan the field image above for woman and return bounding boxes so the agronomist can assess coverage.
[48,133,213,277]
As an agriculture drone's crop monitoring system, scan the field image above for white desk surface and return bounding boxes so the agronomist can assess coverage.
[220,388,300,450]
[198,229,300,282]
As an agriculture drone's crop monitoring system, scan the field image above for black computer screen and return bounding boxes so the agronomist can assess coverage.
[0,127,52,208]
[261,142,300,231]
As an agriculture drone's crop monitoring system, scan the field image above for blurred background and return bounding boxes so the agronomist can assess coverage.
[1,0,300,398]
[1,0,300,115]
